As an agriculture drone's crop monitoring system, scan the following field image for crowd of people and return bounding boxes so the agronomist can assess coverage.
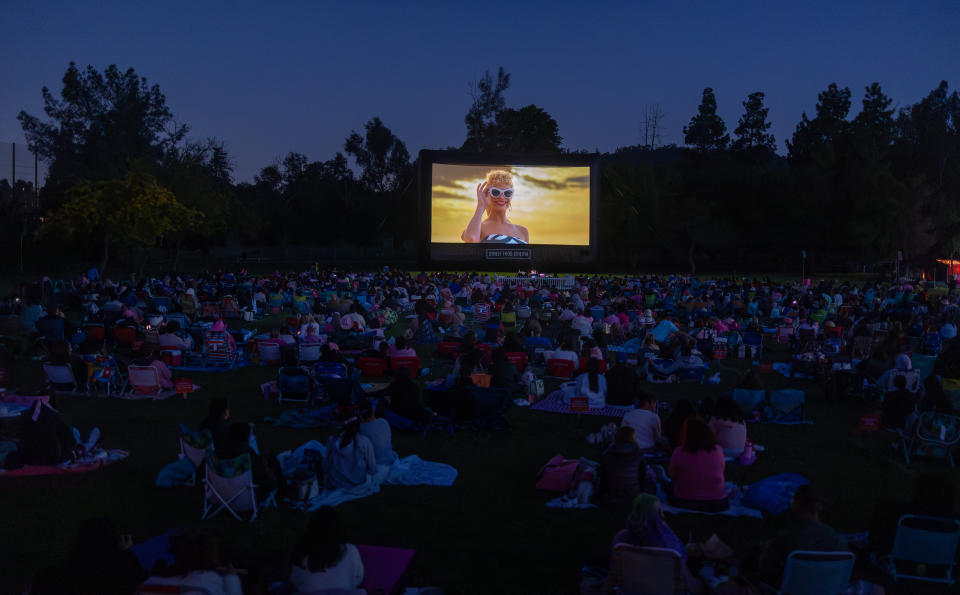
[3,266,960,593]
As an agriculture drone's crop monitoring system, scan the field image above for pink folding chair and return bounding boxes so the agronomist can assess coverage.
[127,364,163,397]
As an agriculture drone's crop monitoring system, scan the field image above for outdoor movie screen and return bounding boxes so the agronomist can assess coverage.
[430,163,591,246]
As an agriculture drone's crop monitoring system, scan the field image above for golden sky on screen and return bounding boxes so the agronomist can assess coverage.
[431,164,590,245]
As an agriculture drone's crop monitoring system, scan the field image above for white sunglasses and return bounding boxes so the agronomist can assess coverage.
[487,187,514,199]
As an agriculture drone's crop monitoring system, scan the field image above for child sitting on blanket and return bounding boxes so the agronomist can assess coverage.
[323,417,378,490]
[289,506,364,593]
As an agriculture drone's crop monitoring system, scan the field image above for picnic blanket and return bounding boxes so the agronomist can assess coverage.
[171,359,251,373]
[0,394,50,418]
[279,440,457,510]
[530,390,628,418]
[772,362,812,380]
[0,449,129,477]
[657,483,763,519]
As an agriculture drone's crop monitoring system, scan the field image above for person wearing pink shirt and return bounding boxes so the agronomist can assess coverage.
[667,418,729,512]
[386,336,416,359]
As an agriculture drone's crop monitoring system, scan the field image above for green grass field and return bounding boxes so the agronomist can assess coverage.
[0,319,956,594]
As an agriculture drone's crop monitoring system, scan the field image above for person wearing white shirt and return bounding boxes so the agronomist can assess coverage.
[546,340,579,366]
[621,393,662,450]
[289,506,365,594]
[572,357,607,408]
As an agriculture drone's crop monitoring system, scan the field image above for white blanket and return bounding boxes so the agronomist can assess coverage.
[280,441,458,510]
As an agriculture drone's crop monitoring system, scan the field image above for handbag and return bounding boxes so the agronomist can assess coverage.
[535,454,580,492]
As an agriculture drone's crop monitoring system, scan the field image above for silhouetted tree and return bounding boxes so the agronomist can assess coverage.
[463,67,511,152]
[732,92,775,154]
[344,117,411,193]
[683,88,729,151]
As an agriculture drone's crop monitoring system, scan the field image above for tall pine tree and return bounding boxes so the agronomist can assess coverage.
[732,91,775,153]
[683,88,729,151]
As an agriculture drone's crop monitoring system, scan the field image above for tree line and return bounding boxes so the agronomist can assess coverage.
[2,63,958,274]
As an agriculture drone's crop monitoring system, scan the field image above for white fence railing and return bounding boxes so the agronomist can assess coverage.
[495,275,577,290]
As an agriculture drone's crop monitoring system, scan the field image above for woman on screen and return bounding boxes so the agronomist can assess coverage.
[460,170,530,244]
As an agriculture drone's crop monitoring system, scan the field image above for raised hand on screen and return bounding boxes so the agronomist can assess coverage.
[476,181,490,212]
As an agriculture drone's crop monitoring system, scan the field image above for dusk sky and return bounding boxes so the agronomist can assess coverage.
[2,0,958,183]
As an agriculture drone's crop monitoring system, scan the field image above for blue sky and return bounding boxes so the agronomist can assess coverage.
[2,0,958,182]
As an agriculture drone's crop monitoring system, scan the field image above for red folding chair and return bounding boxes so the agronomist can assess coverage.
[476,343,492,357]
[390,356,421,377]
[357,357,387,378]
[436,341,461,358]
[505,351,528,372]
[113,325,137,346]
[547,358,575,378]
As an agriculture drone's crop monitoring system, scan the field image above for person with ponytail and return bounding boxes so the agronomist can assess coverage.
[322,416,377,490]
[574,356,607,408]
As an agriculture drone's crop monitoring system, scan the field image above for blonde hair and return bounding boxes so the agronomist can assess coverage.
[485,170,513,188]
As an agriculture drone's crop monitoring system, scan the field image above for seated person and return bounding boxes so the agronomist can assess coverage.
[869,472,958,555]
[488,349,519,390]
[650,316,679,345]
[358,400,396,466]
[620,393,663,451]
[650,344,703,377]
[598,427,655,506]
[759,485,847,587]
[386,336,416,359]
[573,357,607,408]
[610,494,703,594]
[665,418,728,512]
[299,314,321,338]
[207,319,236,352]
[709,396,749,455]
[545,339,579,366]
[605,358,641,406]
[200,398,232,448]
[637,333,660,359]
[218,422,278,494]
[158,320,193,351]
[877,353,923,395]
[881,374,919,432]
[144,532,242,595]
[290,506,364,594]
[523,327,553,351]
[45,340,88,389]
[663,399,697,450]
[323,417,377,490]
[389,367,432,421]
[131,346,174,390]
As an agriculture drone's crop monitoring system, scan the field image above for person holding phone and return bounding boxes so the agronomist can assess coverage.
[461,170,530,244]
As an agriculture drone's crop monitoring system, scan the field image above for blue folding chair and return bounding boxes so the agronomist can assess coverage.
[766,550,855,595]
[890,515,960,585]
[732,388,766,413]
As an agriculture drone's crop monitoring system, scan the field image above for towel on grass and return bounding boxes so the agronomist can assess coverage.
[0,449,128,477]
[279,441,457,510]
[657,483,763,519]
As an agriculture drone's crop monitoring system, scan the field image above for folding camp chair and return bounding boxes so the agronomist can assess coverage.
[910,353,937,384]
[473,303,491,324]
[298,342,322,365]
[268,293,284,314]
[126,364,165,398]
[277,366,315,405]
[732,388,766,413]
[903,411,960,467]
[81,323,106,344]
[137,584,213,595]
[315,361,350,378]
[764,550,855,595]
[178,425,212,486]
[742,332,764,358]
[578,357,608,374]
[763,389,805,422]
[292,295,311,315]
[546,358,575,378]
[163,313,191,331]
[889,514,960,584]
[610,544,685,595]
[357,356,387,378]
[467,386,512,430]
[203,330,239,368]
[202,452,276,521]
[505,351,528,372]
[677,367,706,383]
[42,362,82,393]
[777,325,795,344]
[390,356,421,378]
[501,310,517,329]
[257,342,282,366]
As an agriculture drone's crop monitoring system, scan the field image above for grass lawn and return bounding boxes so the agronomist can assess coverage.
[0,327,957,594]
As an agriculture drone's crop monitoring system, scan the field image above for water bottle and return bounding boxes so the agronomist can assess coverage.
[738,344,745,359]
[740,439,756,465]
